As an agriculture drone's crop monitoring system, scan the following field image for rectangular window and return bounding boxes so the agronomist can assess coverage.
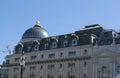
[51,42,57,49]
[40,65,43,70]
[30,66,36,71]
[4,69,9,73]
[68,63,75,68]
[68,51,76,56]
[13,67,19,72]
[72,39,77,46]
[6,60,9,64]
[63,40,68,47]
[41,54,44,59]
[84,49,87,55]
[44,43,49,49]
[59,64,62,68]
[60,52,63,57]
[48,53,55,58]
[84,62,86,67]
[31,56,37,60]
[48,64,54,69]
[15,58,20,62]
[27,45,31,52]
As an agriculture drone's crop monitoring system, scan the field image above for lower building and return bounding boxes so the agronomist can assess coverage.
[1,22,120,78]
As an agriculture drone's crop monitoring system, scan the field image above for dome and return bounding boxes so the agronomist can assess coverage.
[22,21,50,39]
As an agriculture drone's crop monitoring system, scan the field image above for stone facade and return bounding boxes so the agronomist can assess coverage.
[1,22,120,78]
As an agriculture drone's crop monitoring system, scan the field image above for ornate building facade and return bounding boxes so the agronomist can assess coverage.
[1,21,120,78]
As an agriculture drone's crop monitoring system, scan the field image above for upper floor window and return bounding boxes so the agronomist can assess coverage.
[48,53,55,58]
[6,60,9,64]
[40,65,43,70]
[4,69,9,73]
[68,51,76,56]
[15,43,24,54]
[31,56,37,60]
[34,44,39,51]
[84,49,87,55]
[48,64,54,69]
[60,52,63,57]
[30,66,36,71]
[63,40,68,47]
[84,62,87,67]
[41,54,44,59]
[44,43,49,49]
[59,64,62,68]
[27,46,31,52]
[68,63,75,68]
[40,76,42,78]
[51,42,57,49]
[13,75,17,78]
[84,74,86,78]
[72,39,78,46]
[18,47,22,53]
[13,67,19,72]
[59,75,62,78]
[15,58,20,62]
[29,74,35,78]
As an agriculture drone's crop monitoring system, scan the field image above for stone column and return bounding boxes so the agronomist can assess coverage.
[93,62,98,78]
[111,61,116,78]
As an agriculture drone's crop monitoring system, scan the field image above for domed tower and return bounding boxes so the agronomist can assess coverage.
[20,21,50,42]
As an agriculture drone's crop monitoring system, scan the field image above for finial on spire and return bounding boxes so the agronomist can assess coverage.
[35,21,40,26]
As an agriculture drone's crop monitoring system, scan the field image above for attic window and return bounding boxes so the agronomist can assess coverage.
[51,42,57,49]
[63,40,68,47]
[44,43,49,49]
[34,44,39,51]
[72,39,78,46]
[18,47,22,53]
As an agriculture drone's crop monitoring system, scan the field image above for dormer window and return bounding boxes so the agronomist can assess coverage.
[27,46,31,52]
[15,43,24,54]
[72,38,78,46]
[63,40,68,47]
[34,44,39,51]
[44,43,49,49]
[18,47,22,53]
[51,42,57,49]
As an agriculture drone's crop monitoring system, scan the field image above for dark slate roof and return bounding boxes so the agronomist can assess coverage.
[14,24,120,54]
[22,25,50,39]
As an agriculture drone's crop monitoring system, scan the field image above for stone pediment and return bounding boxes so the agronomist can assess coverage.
[94,50,119,58]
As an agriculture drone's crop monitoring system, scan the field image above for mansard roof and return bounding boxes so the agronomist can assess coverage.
[14,24,120,54]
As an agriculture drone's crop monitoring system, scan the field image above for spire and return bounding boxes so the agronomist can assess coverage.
[35,21,40,27]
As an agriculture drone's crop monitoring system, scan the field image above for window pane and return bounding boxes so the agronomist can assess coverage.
[68,51,76,56]
[48,53,55,58]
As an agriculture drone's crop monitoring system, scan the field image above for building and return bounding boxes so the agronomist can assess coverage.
[1,21,120,78]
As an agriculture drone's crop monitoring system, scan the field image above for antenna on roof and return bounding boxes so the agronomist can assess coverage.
[2,45,11,55]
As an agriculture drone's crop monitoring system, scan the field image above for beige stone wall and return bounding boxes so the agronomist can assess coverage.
[3,44,120,78]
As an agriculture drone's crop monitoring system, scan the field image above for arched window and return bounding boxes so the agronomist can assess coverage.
[32,40,40,51]
[18,47,22,53]
[34,44,39,51]
[15,43,24,54]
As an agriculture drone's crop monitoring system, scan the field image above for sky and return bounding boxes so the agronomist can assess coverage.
[0,0,120,64]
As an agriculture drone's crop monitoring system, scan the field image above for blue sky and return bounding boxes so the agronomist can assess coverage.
[0,0,120,64]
